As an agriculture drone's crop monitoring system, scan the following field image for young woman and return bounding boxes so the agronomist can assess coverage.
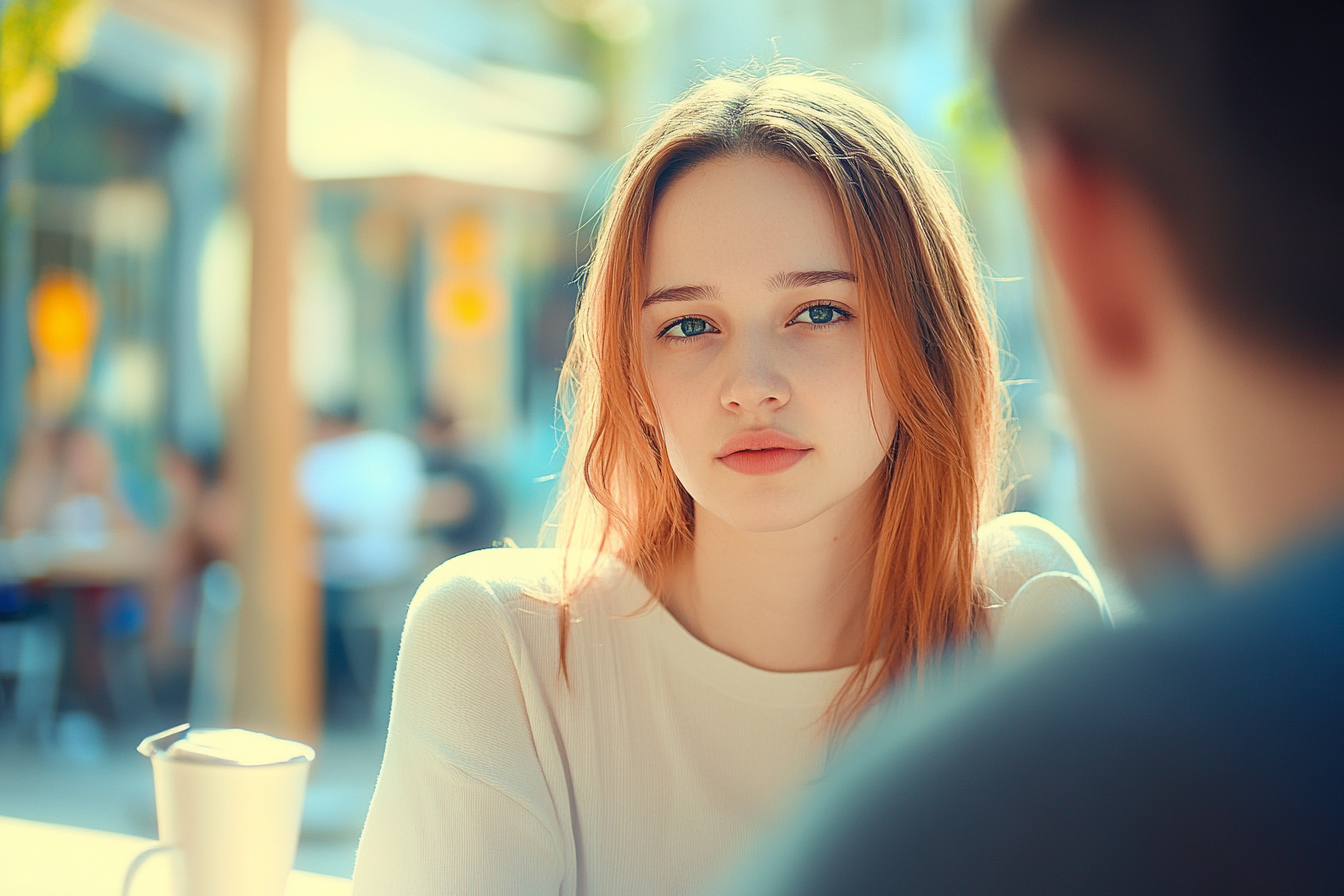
[352,69,1107,895]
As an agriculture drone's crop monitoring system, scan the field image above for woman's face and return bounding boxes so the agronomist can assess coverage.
[641,155,897,533]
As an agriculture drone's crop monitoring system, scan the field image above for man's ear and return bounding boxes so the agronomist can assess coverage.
[1019,129,1157,374]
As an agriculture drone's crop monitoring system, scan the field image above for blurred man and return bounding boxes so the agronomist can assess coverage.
[416,412,505,559]
[723,2,1343,892]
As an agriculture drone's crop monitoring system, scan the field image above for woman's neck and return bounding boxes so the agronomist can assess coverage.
[662,483,878,673]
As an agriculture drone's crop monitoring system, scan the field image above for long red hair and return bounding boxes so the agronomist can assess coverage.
[552,68,1007,725]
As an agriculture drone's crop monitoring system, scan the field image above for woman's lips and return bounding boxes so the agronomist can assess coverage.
[718,447,811,475]
[716,430,813,475]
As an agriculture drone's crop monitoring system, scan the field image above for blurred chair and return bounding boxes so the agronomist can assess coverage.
[0,592,63,743]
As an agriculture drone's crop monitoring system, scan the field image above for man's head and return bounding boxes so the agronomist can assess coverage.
[992,1,1344,579]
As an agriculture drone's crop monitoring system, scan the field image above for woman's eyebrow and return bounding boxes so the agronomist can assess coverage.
[642,284,721,308]
[766,269,856,290]
[642,271,853,308]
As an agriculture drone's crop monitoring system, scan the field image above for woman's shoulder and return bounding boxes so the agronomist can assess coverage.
[390,549,573,727]
[977,511,1105,605]
[416,545,562,599]
[391,548,647,742]
[383,550,580,833]
[403,547,639,662]
[405,548,568,639]
[977,512,1111,658]
[411,545,635,608]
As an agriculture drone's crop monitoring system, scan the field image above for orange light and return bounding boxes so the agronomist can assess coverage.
[442,212,490,267]
[29,269,99,363]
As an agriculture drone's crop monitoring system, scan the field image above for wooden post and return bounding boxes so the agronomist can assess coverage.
[232,0,321,745]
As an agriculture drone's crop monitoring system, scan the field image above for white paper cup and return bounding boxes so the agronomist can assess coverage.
[125,725,314,896]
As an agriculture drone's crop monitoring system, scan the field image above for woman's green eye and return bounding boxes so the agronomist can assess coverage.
[792,304,849,326]
[666,317,709,338]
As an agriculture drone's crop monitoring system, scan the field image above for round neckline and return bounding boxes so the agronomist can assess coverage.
[600,559,857,708]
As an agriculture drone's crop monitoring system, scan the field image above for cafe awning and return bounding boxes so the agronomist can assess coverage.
[289,20,600,193]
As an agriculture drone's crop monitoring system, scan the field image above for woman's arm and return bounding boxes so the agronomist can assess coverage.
[352,561,569,894]
[979,512,1111,659]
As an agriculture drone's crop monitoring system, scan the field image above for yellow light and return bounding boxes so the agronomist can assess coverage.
[448,282,488,327]
[431,277,499,337]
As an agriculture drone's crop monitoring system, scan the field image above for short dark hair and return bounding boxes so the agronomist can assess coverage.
[992,1,1344,364]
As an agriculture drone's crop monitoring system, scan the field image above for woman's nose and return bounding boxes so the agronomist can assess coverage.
[720,335,790,412]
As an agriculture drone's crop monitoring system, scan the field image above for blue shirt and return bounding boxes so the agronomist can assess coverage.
[720,525,1344,894]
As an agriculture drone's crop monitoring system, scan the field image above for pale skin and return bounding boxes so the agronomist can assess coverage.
[640,155,896,673]
[1019,130,1344,581]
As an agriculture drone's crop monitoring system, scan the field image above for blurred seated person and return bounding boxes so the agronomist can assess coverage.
[2,407,163,727]
[719,2,1344,893]
[4,420,159,584]
[416,412,505,558]
[299,408,426,724]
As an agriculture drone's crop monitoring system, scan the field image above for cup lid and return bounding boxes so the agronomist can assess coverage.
[138,724,315,766]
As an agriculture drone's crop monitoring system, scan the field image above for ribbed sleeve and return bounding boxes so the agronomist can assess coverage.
[352,562,572,895]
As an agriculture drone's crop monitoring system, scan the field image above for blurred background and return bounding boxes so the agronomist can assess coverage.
[0,0,1111,878]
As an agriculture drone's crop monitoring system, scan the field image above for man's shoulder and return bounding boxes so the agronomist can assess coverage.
[964,576,1343,764]
[769,560,1344,895]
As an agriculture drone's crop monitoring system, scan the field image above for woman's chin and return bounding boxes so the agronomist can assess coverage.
[695,495,839,535]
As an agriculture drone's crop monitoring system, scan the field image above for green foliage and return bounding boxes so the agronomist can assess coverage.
[943,76,1012,181]
[1,0,100,150]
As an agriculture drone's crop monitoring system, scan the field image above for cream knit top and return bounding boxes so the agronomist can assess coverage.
[351,512,1106,895]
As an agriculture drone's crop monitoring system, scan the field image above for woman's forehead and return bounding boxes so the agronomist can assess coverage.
[644,155,853,295]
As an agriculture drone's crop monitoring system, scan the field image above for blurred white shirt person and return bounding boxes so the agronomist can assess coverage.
[299,422,426,590]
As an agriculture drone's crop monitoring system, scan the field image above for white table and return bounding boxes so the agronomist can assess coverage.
[0,816,352,896]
